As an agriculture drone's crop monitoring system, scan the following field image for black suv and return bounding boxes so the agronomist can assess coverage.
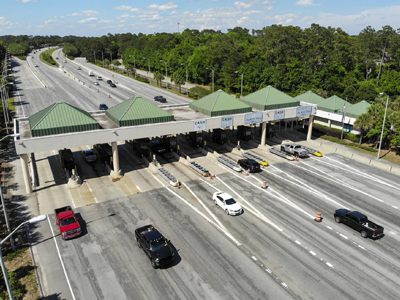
[154,96,166,103]
[106,79,112,84]
[99,104,108,110]
[238,159,261,173]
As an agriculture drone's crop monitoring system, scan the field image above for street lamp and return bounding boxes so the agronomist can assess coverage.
[181,63,189,96]
[235,71,244,98]
[160,60,168,89]
[377,93,389,159]
[206,68,214,93]
[143,57,150,77]
[0,215,47,300]
[108,52,113,69]
[98,50,104,68]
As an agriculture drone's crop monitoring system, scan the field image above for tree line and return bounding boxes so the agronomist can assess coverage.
[0,24,399,150]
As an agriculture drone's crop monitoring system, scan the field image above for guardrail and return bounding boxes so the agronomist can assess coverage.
[217,156,242,171]
[188,161,210,177]
[242,152,265,162]
[301,146,323,157]
[157,168,179,186]
[269,148,295,160]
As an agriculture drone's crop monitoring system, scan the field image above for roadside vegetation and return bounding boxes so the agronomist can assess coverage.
[40,48,57,66]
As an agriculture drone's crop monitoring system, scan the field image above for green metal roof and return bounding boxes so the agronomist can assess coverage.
[106,96,174,127]
[29,101,100,137]
[345,100,371,118]
[189,89,252,116]
[317,95,352,113]
[294,91,325,104]
[241,85,299,110]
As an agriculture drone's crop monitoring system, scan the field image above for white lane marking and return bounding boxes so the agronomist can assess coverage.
[216,162,315,219]
[358,245,366,250]
[339,234,348,239]
[269,165,349,209]
[323,156,400,190]
[15,87,26,117]
[47,218,76,300]
[151,174,242,246]
[281,282,288,288]
[136,185,143,192]
[390,231,396,235]
[251,256,258,261]
[295,240,301,245]
[184,183,227,231]
[326,226,332,230]
[86,182,98,203]
[266,269,272,274]
[298,161,385,203]
[309,251,316,256]
[392,206,398,209]
[326,262,334,268]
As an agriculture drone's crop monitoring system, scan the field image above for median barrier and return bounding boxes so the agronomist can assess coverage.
[336,148,353,158]
[391,166,400,175]
[320,143,337,152]
[352,154,371,165]
[369,159,392,171]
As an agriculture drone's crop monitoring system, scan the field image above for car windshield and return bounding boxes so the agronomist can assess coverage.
[150,238,167,251]
[60,217,76,226]
[84,151,94,156]
[225,198,236,205]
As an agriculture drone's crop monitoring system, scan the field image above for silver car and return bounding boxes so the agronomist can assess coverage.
[81,149,97,163]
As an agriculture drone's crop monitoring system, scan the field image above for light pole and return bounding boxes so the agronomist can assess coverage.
[206,68,214,93]
[181,63,189,96]
[160,60,168,89]
[108,52,113,69]
[130,55,136,77]
[91,49,96,64]
[99,51,104,68]
[235,71,244,98]
[377,93,389,159]
[0,82,12,133]
[143,57,150,77]
[0,215,47,300]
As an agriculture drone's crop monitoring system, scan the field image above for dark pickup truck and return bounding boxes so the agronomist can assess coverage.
[54,206,81,240]
[135,225,175,269]
[334,209,384,239]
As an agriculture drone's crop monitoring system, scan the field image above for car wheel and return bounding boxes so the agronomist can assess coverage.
[225,209,230,215]
[335,216,341,223]
[137,239,142,248]
[361,231,368,238]
[151,259,157,269]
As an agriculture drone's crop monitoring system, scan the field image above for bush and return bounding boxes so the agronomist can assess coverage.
[188,93,198,99]
[344,132,359,143]
[135,77,149,83]
[321,135,378,152]
[0,271,27,300]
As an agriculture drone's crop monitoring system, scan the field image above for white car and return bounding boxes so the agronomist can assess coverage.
[97,76,102,80]
[94,81,99,85]
[212,192,243,215]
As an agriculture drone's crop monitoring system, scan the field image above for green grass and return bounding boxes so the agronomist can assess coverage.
[40,49,58,66]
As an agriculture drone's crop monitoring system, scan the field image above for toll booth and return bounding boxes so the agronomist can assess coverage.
[127,138,150,157]
[58,148,75,171]
[93,143,113,164]
[189,131,204,148]
[237,125,252,141]
[150,138,167,154]
[163,135,178,152]
[212,129,227,145]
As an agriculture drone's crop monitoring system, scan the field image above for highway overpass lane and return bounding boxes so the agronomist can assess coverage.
[36,194,293,300]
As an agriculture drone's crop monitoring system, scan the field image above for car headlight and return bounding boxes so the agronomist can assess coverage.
[155,258,160,262]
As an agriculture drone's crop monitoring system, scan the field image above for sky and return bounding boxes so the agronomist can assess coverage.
[1,0,400,37]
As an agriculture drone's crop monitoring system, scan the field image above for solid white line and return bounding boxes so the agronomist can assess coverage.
[339,234,348,239]
[326,262,334,268]
[295,240,301,245]
[251,256,258,261]
[136,185,143,192]
[47,218,76,300]
[309,251,316,256]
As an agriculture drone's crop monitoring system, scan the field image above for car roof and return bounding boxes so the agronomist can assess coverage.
[215,192,232,200]
[82,149,94,153]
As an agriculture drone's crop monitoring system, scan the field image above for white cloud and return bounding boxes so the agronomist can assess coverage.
[0,17,12,26]
[117,13,130,19]
[68,12,82,17]
[296,0,314,5]
[130,8,140,12]
[234,1,253,9]
[16,0,36,3]
[148,2,178,11]
[78,17,98,24]
[237,16,249,24]
[44,18,58,26]
[113,5,133,11]
[82,10,100,16]
[265,13,302,24]
[244,10,265,16]
[99,20,114,23]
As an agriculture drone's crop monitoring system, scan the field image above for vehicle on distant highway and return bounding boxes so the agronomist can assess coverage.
[154,96,166,103]
[99,104,108,110]
[213,191,243,215]
[54,206,81,240]
[34,64,39,67]
[238,159,261,173]
[106,79,112,84]
[135,225,175,269]
[88,70,94,76]
[64,60,67,63]
[334,209,384,239]
[81,149,97,163]
[110,83,116,87]
[97,76,102,80]
[94,81,99,85]
[56,57,58,59]
[77,66,81,70]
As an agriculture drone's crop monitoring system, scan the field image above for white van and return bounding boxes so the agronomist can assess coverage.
[88,70,94,76]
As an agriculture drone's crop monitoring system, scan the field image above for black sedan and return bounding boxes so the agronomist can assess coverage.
[154,96,166,103]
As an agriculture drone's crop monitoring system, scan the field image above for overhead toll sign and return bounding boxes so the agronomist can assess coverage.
[296,106,312,117]
[221,116,233,128]
[194,119,207,131]
[274,110,285,120]
[245,112,263,124]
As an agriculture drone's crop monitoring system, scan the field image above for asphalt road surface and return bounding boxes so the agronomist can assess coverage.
[12,48,400,299]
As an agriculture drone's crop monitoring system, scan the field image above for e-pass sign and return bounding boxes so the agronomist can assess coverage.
[274,110,285,120]
[221,116,233,128]
[194,119,207,131]
[296,106,312,117]
[244,112,263,124]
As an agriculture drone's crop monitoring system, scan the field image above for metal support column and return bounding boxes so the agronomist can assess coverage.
[307,115,314,141]
[261,122,267,146]
[111,142,120,173]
